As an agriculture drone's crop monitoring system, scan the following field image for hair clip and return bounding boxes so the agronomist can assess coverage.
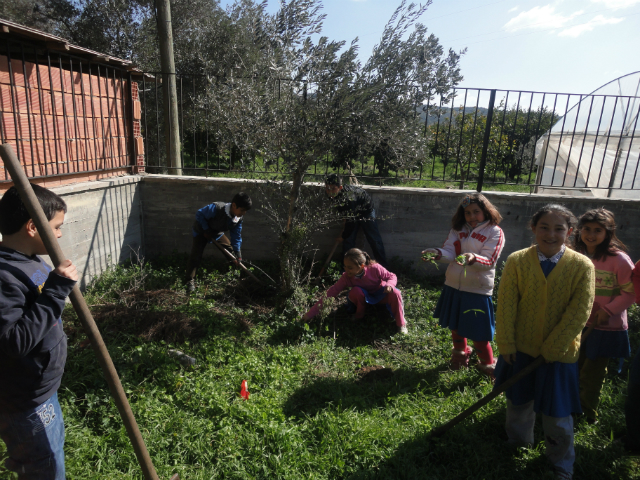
[461,195,472,208]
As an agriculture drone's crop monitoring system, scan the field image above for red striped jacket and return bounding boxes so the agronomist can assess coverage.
[435,222,505,296]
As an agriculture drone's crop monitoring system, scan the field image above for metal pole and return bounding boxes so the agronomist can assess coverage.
[476,89,496,192]
[0,143,160,480]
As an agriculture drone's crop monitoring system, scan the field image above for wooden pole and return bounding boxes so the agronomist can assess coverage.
[155,0,181,175]
[431,356,546,437]
[0,144,160,480]
[318,238,341,278]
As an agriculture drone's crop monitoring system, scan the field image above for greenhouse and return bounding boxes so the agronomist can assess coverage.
[535,72,640,198]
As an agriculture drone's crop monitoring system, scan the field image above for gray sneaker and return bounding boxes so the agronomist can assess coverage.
[398,325,408,335]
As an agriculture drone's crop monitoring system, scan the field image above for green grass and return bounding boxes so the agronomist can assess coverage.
[1,256,639,479]
[169,153,535,193]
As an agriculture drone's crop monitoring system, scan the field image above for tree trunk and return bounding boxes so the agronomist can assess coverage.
[280,167,305,292]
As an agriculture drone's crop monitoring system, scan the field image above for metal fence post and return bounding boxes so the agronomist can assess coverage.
[476,89,496,192]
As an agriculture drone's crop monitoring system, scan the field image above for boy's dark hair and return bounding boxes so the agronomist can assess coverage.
[232,192,252,210]
[325,174,343,187]
[451,193,502,230]
[0,184,67,236]
[574,208,627,260]
[343,248,376,266]
[530,204,577,241]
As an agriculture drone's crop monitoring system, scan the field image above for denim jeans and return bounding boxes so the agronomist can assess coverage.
[0,393,66,480]
[342,210,387,267]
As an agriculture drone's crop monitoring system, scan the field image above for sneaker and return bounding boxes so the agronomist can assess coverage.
[398,325,408,335]
[450,346,473,370]
[186,279,196,294]
[477,357,498,380]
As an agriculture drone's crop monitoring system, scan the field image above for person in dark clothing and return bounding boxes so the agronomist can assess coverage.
[325,174,387,267]
[0,184,78,480]
[185,192,252,293]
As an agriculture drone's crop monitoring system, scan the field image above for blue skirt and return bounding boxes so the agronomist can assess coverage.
[494,352,582,418]
[345,286,394,317]
[434,285,495,342]
[582,329,631,360]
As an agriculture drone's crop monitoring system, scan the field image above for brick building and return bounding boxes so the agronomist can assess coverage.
[0,18,149,192]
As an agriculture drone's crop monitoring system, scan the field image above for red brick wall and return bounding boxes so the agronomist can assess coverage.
[0,55,145,191]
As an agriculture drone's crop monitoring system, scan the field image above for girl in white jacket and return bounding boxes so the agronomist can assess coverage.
[422,193,505,377]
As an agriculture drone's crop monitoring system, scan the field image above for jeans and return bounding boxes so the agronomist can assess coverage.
[0,393,66,480]
[342,210,387,266]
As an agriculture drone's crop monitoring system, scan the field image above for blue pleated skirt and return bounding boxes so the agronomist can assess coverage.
[433,285,495,342]
[345,286,393,316]
[582,329,631,360]
[494,352,582,418]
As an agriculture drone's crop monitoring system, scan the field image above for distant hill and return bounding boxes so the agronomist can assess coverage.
[416,106,489,125]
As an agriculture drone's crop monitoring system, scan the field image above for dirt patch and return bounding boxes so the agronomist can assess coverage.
[69,289,204,344]
[356,365,395,382]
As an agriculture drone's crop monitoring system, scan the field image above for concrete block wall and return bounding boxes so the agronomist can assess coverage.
[5,173,635,289]
[140,175,640,274]
[48,175,144,288]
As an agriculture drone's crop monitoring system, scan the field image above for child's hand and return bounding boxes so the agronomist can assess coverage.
[593,309,610,325]
[501,353,517,365]
[457,253,475,265]
[53,259,78,282]
[203,231,214,241]
[384,285,393,294]
[421,248,437,255]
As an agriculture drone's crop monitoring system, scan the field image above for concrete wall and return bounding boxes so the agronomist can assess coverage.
[141,175,640,274]
[49,175,144,288]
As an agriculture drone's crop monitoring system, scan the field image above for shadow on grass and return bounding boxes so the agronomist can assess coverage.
[283,364,485,419]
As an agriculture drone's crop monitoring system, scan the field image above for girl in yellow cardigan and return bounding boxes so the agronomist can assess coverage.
[494,204,595,480]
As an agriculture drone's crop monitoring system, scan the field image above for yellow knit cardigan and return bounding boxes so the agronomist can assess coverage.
[495,246,595,363]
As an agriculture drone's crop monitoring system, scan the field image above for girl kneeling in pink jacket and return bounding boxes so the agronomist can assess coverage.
[302,248,407,334]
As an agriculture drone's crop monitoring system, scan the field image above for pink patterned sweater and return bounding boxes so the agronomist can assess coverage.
[306,263,397,319]
[587,251,636,332]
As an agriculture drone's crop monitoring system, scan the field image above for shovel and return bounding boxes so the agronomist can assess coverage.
[210,238,269,286]
[0,144,171,479]
[432,320,598,437]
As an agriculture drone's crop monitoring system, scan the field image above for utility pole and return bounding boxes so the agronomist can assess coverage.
[156,0,182,175]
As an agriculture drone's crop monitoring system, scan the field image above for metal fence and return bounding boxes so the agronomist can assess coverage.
[139,73,640,195]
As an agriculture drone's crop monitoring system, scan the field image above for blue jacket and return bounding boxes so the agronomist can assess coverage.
[0,246,76,412]
[192,202,243,257]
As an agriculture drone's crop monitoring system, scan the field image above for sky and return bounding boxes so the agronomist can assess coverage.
[218,0,640,95]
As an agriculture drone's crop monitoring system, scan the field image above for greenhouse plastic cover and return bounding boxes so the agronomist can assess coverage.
[535,72,640,198]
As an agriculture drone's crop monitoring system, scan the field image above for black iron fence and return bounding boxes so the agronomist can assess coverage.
[139,73,640,195]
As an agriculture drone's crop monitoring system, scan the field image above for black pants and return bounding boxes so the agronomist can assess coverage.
[342,214,387,267]
[185,233,232,281]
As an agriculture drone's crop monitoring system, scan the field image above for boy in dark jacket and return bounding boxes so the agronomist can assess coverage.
[0,184,77,479]
[185,192,252,292]
[325,174,387,266]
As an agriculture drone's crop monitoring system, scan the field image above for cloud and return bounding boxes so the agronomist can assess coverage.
[558,14,624,36]
[504,5,583,32]
[590,0,640,9]
[508,6,519,13]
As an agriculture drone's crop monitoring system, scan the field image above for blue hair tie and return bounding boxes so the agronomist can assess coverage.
[461,195,472,208]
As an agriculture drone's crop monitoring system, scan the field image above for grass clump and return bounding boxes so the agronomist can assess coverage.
[0,255,638,479]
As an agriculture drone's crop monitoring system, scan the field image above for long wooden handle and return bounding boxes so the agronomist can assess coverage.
[318,238,341,278]
[0,144,160,480]
[211,239,265,286]
[431,356,546,437]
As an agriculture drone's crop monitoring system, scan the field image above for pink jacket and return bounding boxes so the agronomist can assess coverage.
[435,222,505,296]
[306,263,397,319]
[587,251,635,332]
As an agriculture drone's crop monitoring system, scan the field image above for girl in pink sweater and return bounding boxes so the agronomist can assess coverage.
[574,208,635,423]
[302,248,407,334]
